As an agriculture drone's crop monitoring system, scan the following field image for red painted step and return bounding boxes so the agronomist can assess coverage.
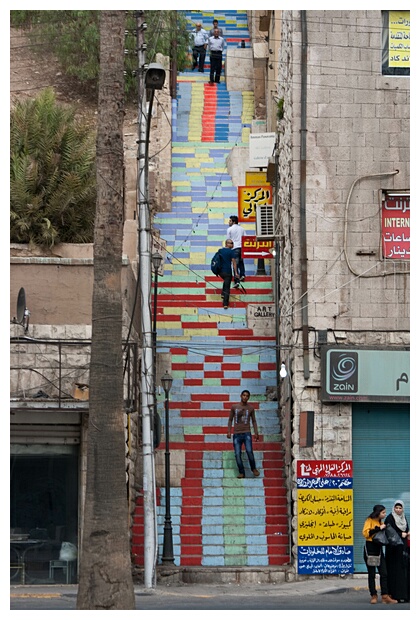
[201,83,217,141]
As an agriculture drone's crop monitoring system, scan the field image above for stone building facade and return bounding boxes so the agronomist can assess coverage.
[273,10,410,570]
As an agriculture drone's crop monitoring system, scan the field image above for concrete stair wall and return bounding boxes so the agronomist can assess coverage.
[132,10,290,571]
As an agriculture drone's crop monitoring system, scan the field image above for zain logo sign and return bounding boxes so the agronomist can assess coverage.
[329,352,358,393]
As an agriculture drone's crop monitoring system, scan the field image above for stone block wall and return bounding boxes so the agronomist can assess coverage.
[276,9,410,562]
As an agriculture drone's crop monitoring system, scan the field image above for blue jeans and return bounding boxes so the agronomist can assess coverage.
[233,432,256,474]
[233,248,245,279]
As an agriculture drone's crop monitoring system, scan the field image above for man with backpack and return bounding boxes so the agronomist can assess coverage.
[212,239,239,309]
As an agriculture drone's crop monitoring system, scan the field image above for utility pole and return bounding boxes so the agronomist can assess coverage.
[136,11,157,590]
[170,10,177,99]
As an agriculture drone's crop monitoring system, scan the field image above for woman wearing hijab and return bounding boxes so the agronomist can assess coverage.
[385,500,410,603]
[362,504,398,604]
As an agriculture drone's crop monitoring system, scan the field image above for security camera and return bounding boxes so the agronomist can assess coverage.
[145,63,166,90]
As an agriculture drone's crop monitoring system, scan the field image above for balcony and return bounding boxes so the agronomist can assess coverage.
[10,337,138,412]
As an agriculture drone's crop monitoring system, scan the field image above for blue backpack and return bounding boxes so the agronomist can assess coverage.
[210,250,222,276]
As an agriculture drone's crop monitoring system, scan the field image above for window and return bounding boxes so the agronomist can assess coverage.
[382,10,410,76]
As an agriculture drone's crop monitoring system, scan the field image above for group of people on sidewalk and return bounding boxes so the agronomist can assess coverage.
[362,502,410,605]
[191,20,225,84]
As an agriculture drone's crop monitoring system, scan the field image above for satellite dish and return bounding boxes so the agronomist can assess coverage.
[16,288,26,324]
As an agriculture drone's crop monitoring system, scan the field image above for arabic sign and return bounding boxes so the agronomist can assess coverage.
[245,171,267,185]
[297,460,353,479]
[242,236,274,259]
[389,11,410,68]
[297,460,354,574]
[298,546,353,575]
[249,132,276,168]
[321,346,410,403]
[382,195,410,260]
[238,186,272,222]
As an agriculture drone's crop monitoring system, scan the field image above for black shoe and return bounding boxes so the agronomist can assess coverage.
[209,80,214,84]
[223,305,228,310]
[198,69,204,72]
[240,276,245,281]
[233,282,240,289]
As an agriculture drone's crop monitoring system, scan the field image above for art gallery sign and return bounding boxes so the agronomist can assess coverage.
[247,303,275,336]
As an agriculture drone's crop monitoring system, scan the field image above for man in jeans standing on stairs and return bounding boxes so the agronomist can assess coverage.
[227,390,260,478]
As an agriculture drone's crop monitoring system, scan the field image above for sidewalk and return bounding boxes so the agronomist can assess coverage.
[10,574,368,600]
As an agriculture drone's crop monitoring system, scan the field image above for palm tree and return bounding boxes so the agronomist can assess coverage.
[10,88,96,247]
[76,11,135,610]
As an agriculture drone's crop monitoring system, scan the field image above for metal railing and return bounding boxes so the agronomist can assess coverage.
[10,337,138,411]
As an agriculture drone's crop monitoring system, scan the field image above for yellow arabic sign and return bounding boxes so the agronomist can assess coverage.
[297,489,353,546]
[389,11,410,68]
[245,171,267,185]
[238,185,272,222]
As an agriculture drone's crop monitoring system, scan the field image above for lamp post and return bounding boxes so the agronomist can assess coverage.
[136,11,167,588]
[161,371,174,564]
[152,252,163,403]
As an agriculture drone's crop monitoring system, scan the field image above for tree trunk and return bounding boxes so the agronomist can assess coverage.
[77,11,135,610]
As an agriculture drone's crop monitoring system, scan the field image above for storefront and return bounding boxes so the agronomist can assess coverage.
[321,346,410,572]
[10,408,82,584]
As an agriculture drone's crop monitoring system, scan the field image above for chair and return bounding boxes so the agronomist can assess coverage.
[49,559,75,584]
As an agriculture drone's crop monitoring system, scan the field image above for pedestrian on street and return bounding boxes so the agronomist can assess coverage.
[208,28,225,84]
[227,389,260,479]
[227,215,246,285]
[191,23,208,72]
[385,500,410,603]
[210,18,223,37]
[362,504,398,605]
[218,238,238,309]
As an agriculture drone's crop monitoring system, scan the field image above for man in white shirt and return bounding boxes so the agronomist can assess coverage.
[191,23,208,73]
[208,28,225,84]
[227,215,246,283]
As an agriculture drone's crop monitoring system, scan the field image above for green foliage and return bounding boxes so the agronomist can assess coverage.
[10,88,96,247]
[10,10,191,100]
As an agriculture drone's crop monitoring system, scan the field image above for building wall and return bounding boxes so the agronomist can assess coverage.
[10,243,142,569]
[10,244,140,335]
[276,9,410,561]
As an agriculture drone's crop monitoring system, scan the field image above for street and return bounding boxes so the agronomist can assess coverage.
[10,587,411,611]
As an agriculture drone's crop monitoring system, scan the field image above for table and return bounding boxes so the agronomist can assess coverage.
[10,539,46,584]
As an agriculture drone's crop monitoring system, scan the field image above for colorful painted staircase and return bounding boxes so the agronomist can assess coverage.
[132,10,290,572]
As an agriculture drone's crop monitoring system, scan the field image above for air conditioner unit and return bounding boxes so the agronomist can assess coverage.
[256,204,275,239]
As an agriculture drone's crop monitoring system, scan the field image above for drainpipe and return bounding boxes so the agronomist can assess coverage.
[300,11,310,380]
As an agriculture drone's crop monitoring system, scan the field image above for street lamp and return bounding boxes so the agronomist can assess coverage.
[152,252,163,376]
[161,371,174,564]
[152,252,163,449]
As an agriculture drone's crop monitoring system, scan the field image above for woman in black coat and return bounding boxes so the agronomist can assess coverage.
[385,500,410,603]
